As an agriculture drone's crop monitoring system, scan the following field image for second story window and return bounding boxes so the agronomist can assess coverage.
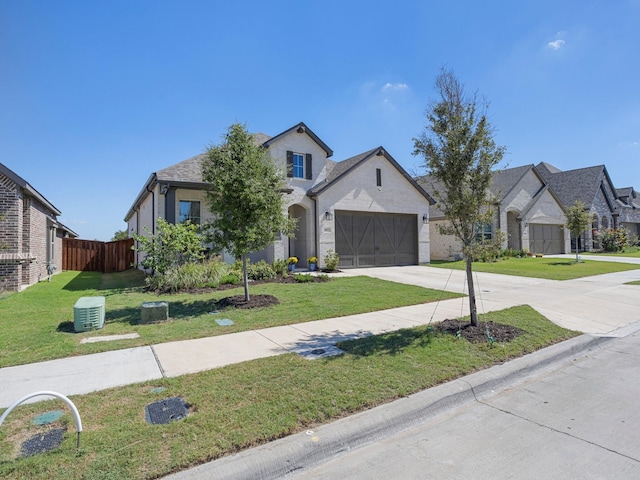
[287,151,313,180]
[293,153,305,178]
[179,200,201,225]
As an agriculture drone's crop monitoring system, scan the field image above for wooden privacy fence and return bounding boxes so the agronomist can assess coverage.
[63,238,134,273]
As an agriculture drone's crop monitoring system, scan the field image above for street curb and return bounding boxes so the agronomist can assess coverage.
[164,332,619,480]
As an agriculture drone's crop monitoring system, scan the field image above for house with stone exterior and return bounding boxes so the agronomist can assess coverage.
[419,164,569,260]
[0,162,77,291]
[536,162,620,251]
[615,187,640,239]
[125,122,434,269]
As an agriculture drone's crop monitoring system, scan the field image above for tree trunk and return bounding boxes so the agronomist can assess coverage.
[574,236,579,263]
[242,254,250,302]
[466,256,479,327]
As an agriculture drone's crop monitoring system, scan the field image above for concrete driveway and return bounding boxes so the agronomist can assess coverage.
[340,264,640,334]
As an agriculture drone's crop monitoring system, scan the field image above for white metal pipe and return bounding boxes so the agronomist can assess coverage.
[0,391,83,448]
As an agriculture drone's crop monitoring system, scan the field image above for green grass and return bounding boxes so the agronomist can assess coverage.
[0,270,462,368]
[582,246,640,257]
[626,280,640,286]
[430,256,640,280]
[0,305,578,479]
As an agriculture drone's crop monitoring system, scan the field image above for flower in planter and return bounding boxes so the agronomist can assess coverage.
[287,256,298,265]
[307,256,318,264]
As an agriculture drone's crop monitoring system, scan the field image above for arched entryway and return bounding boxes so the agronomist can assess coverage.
[506,211,520,250]
[288,204,310,267]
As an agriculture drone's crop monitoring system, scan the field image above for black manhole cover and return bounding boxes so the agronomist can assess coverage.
[145,397,189,425]
[310,348,326,355]
[20,428,66,457]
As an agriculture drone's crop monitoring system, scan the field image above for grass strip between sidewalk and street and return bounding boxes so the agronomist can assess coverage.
[430,256,640,280]
[0,305,578,479]
[0,270,463,368]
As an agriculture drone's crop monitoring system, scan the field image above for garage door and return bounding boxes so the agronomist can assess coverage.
[529,224,564,254]
[335,212,418,268]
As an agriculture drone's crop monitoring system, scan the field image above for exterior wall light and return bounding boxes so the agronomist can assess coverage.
[325,211,333,221]
[422,213,429,224]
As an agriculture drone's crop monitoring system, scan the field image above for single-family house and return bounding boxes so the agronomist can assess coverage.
[616,187,640,238]
[0,162,77,291]
[125,122,434,269]
[536,162,619,251]
[419,164,569,260]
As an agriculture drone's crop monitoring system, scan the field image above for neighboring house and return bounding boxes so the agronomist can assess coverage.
[536,162,619,251]
[419,164,569,260]
[615,187,640,238]
[0,162,77,291]
[125,122,434,269]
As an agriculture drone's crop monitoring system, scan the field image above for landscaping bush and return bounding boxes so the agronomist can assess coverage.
[247,260,277,280]
[324,249,339,271]
[272,259,289,276]
[597,228,630,252]
[146,258,229,292]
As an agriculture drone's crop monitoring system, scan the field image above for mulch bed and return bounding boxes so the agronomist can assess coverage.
[213,294,280,310]
[437,318,524,343]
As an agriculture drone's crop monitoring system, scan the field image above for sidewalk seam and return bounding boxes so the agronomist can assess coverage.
[150,345,167,378]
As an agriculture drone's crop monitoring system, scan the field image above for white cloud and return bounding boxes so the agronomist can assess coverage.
[547,39,565,50]
[382,82,409,91]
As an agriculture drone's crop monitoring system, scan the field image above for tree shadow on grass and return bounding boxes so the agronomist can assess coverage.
[286,326,434,360]
[104,299,219,325]
[338,327,434,357]
[548,261,581,266]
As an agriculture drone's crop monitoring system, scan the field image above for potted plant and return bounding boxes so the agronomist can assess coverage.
[307,256,318,271]
[287,256,298,272]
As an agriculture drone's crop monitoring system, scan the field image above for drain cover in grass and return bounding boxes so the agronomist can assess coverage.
[297,345,345,360]
[33,411,63,426]
[20,428,66,457]
[215,318,234,326]
[145,397,189,425]
[150,387,167,394]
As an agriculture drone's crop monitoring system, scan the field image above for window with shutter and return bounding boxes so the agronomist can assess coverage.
[287,151,309,179]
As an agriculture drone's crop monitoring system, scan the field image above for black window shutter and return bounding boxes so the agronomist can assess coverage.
[305,153,312,180]
[286,151,293,178]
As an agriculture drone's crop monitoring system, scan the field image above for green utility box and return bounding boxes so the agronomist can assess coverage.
[74,296,106,332]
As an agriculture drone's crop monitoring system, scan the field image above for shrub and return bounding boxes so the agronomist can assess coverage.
[294,273,314,283]
[220,273,242,285]
[324,249,339,271]
[272,259,288,276]
[145,258,228,292]
[597,228,630,252]
[247,260,276,281]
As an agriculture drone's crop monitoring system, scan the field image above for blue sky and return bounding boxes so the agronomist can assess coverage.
[2,0,639,241]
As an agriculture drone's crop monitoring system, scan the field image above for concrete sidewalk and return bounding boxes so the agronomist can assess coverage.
[1,263,639,410]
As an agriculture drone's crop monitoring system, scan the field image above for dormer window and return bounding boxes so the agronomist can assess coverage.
[287,151,313,180]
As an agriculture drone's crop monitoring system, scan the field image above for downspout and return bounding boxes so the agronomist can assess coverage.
[313,195,319,261]
[146,183,155,235]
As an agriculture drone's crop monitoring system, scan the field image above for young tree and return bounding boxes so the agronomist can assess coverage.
[202,123,296,301]
[413,68,506,327]
[565,200,592,262]
[132,218,205,274]
[111,229,129,241]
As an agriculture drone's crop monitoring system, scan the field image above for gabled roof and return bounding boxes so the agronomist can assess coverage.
[490,164,538,201]
[0,162,62,216]
[308,147,435,204]
[262,122,333,158]
[535,162,618,209]
[156,153,207,185]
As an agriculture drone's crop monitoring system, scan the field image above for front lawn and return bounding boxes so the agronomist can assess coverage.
[0,305,578,479]
[430,256,640,280]
[582,246,640,257]
[0,270,462,368]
